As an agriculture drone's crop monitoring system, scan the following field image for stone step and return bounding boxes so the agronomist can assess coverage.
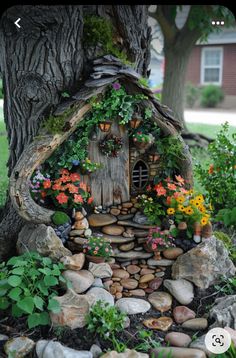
[113,250,153,260]
[117,220,156,230]
[133,229,149,238]
[74,235,135,245]
[117,214,134,221]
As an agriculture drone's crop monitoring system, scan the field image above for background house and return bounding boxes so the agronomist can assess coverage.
[185,27,236,109]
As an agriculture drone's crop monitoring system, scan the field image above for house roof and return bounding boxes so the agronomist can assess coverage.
[196,27,236,45]
[53,55,182,135]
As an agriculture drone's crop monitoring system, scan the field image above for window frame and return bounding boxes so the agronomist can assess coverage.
[131,159,149,192]
[200,46,223,86]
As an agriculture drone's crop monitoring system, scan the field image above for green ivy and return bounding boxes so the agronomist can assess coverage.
[0,252,70,329]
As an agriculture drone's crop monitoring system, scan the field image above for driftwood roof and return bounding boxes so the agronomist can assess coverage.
[54,55,182,135]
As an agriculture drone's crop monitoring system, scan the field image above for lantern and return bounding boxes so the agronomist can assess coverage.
[98,121,112,132]
[130,117,143,129]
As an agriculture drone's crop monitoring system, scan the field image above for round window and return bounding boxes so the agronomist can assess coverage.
[132,160,149,190]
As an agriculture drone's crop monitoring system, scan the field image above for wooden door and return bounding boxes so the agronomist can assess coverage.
[88,120,130,207]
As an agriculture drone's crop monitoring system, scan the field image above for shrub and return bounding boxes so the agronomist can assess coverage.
[0,252,69,328]
[195,122,236,212]
[51,211,71,225]
[185,82,200,108]
[200,84,224,108]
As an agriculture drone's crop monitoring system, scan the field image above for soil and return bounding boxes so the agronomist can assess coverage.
[0,264,230,358]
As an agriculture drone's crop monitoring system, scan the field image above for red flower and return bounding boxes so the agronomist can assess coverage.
[60,175,71,183]
[66,183,79,194]
[56,192,68,204]
[167,183,177,191]
[87,196,94,204]
[41,191,47,198]
[60,169,70,175]
[74,194,84,203]
[154,183,167,196]
[146,184,152,192]
[43,180,51,189]
[79,182,87,191]
[70,173,81,182]
[52,183,61,191]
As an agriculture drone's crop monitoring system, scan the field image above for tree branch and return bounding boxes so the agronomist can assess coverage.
[149,5,178,44]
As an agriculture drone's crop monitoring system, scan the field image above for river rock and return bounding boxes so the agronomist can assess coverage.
[91,278,104,288]
[209,295,236,329]
[101,349,148,358]
[172,236,236,289]
[129,289,146,297]
[120,278,138,289]
[163,248,183,260]
[60,253,85,270]
[133,230,149,238]
[164,279,194,305]
[73,218,89,230]
[182,318,208,330]
[86,287,114,306]
[98,234,135,244]
[224,326,236,346]
[143,317,173,331]
[127,265,141,275]
[150,347,207,358]
[165,332,192,347]
[36,340,93,358]
[70,230,85,237]
[17,224,71,261]
[114,251,153,260]
[116,298,151,314]
[50,289,95,329]
[189,334,212,356]
[148,291,172,312]
[113,269,130,279]
[4,337,35,358]
[63,270,94,294]
[102,225,125,236]
[148,278,163,290]
[173,306,196,324]
[139,274,155,283]
[133,212,150,225]
[140,268,154,275]
[147,259,174,266]
[88,214,117,227]
[88,262,113,278]
[110,208,121,216]
[117,220,156,229]
[119,242,135,251]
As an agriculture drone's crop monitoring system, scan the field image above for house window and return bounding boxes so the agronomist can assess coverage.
[132,160,149,190]
[201,47,223,85]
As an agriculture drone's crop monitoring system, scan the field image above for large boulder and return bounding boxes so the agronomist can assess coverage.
[172,236,235,289]
[17,224,71,261]
[36,340,93,358]
[209,295,236,329]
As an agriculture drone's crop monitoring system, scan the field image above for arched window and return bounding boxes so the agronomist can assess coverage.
[132,160,149,190]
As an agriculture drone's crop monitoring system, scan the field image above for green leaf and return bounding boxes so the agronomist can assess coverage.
[12,304,24,317]
[33,296,44,311]
[11,267,25,275]
[8,275,22,287]
[47,298,61,313]
[0,297,10,309]
[17,296,35,314]
[27,313,42,328]
[0,288,8,297]
[44,276,58,287]
[8,287,22,301]
[36,281,49,296]
[39,311,50,325]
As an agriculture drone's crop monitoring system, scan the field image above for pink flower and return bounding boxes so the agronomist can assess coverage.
[105,248,109,252]
[112,82,121,90]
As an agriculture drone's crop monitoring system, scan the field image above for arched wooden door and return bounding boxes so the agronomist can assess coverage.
[87,119,130,207]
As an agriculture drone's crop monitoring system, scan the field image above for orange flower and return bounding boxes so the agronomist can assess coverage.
[52,183,61,191]
[79,182,87,191]
[60,175,71,183]
[43,180,51,189]
[74,194,83,203]
[208,164,214,174]
[166,196,172,205]
[180,187,188,194]
[60,169,70,175]
[154,183,167,196]
[70,173,81,182]
[56,192,68,204]
[88,196,94,204]
[66,183,79,194]
[175,175,185,185]
[41,191,47,198]
[167,183,177,191]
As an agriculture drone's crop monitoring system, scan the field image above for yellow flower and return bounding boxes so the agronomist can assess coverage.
[167,208,175,215]
[178,205,185,212]
[185,206,194,215]
[176,196,185,204]
[199,205,206,213]
[190,199,195,205]
[201,217,209,225]
[194,200,201,207]
[195,195,204,203]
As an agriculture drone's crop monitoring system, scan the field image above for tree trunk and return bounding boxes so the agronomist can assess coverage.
[161,44,192,128]
[0,5,151,259]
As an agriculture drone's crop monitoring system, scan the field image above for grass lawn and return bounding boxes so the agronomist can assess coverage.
[187,122,236,139]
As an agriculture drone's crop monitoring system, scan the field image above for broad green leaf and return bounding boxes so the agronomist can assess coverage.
[47,298,61,313]
[36,281,49,296]
[38,268,52,275]
[39,311,50,325]
[27,313,42,328]
[33,296,44,311]
[8,275,22,287]
[42,257,52,265]
[17,296,35,314]
[11,267,25,275]
[12,304,24,317]
[0,297,10,309]
[0,279,8,287]
[44,276,58,287]
[8,287,22,301]
[7,258,27,267]
[0,288,8,297]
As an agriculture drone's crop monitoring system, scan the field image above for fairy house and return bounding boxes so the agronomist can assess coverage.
[10,55,192,224]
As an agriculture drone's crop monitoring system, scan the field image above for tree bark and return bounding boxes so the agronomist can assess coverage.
[0,5,151,259]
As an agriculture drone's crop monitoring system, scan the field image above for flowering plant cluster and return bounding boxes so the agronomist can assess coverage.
[30,168,93,209]
[132,132,154,143]
[30,167,51,204]
[147,227,175,251]
[83,235,113,258]
[99,134,123,157]
[80,158,102,174]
